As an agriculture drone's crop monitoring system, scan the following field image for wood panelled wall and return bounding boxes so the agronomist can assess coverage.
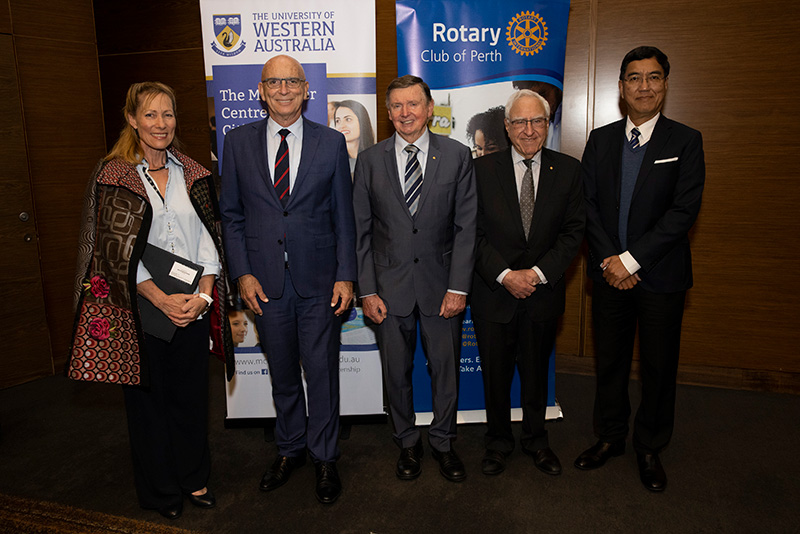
[7,0,795,391]
[0,0,105,387]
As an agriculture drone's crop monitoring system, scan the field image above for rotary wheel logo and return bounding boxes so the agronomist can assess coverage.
[506,11,548,56]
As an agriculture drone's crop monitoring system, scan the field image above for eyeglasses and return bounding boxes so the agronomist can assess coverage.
[508,117,548,130]
[261,77,305,89]
[623,73,665,85]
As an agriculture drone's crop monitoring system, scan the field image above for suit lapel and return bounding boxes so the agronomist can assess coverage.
[383,134,412,220]
[254,120,282,210]
[529,149,556,241]
[632,115,671,202]
[496,149,526,240]
[609,119,625,205]
[290,118,319,207]
[415,132,440,217]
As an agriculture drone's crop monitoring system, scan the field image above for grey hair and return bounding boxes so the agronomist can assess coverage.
[505,89,550,120]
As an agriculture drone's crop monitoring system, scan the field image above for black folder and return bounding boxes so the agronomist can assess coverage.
[137,244,204,342]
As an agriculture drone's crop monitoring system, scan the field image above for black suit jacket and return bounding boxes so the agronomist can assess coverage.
[582,115,705,293]
[471,147,585,323]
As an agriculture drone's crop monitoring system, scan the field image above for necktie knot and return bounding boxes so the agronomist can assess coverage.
[523,158,533,170]
[278,128,290,140]
[629,127,641,149]
[404,144,419,156]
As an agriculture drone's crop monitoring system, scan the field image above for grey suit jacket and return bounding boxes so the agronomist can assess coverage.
[353,131,477,317]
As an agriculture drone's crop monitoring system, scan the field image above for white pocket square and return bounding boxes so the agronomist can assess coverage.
[654,157,678,164]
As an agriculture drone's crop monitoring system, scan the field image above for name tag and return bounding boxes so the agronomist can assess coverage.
[169,261,198,285]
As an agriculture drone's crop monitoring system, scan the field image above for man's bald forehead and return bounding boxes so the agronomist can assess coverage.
[262,55,306,79]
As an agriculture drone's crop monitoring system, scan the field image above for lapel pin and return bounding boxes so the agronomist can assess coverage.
[549,166,553,170]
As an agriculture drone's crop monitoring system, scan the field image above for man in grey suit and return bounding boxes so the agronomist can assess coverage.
[353,75,477,482]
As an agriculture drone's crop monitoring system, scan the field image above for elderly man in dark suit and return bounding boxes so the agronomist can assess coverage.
[471,90,584,477]
[353,75,477,483]
[575,46,705,492]
[220,54,356,505]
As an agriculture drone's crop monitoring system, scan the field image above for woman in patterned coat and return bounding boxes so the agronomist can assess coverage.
[68,82,233,520]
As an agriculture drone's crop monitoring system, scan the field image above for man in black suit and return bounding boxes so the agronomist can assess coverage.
[471,90,584,476]
[353,75,476,482]
[575,46,705,492]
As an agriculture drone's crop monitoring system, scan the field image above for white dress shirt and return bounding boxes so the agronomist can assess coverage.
[496,147,548,285]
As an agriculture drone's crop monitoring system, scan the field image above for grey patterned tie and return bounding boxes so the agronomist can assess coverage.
[520,158,535,239]
[404,144,423,216]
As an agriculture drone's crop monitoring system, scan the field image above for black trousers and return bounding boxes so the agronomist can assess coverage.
[474,306,556,454]
[591,281,686,454]
[122,316,211,509]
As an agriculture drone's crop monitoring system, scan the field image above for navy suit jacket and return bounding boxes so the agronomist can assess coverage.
[471,148,585,323]
[353,132,477,317]
[220,117,356,298]
[582,115,704,293]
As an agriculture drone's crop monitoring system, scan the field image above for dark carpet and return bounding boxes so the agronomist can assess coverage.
[0,362,798,533]
[0,492,200,533]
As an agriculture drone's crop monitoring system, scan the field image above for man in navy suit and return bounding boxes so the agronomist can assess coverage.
[220,54,356,504]
[471,90,584,477]
[575,46,705,492]
[353,75,477,483]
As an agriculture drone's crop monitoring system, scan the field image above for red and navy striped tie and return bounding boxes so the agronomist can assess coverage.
[274,128,290,206]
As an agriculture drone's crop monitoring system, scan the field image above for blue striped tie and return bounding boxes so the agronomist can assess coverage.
[404,144,423,216]
[629,127,641,150]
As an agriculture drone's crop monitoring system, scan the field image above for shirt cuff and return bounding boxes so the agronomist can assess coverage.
[136,262,152,285]
[496,268,512,285]
[619,251,641,275]
[447,289,468,296]
[532,266,547,285]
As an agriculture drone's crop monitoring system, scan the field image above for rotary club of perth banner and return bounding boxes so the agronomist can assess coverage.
[398,0,571,422]
[198,0,382,419]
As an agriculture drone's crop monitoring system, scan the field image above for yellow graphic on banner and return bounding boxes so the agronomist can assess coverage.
[506,11,548,56]
[430,105,452,136]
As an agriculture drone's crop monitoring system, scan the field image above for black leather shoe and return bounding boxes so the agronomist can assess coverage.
[574,440,625,470]
[157,502,182,520]
[314,461,342,504]
[481,449,507,476]
[186,488,216,509]
[431,447,466,482]
[396,440,424,480]
[259,453,307,491]
[637,453,667,492]
[524,447,562,476]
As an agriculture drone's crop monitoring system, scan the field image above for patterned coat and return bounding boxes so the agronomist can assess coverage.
[68,148,234,386]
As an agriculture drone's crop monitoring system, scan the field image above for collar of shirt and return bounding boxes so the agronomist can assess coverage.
[394,129,430,184]
[510,146,542,200]
[143,150,183,173]
[625,112,659,146]
[267,117,303,192]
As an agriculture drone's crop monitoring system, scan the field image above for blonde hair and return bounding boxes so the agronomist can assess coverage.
[105,81,184,164]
